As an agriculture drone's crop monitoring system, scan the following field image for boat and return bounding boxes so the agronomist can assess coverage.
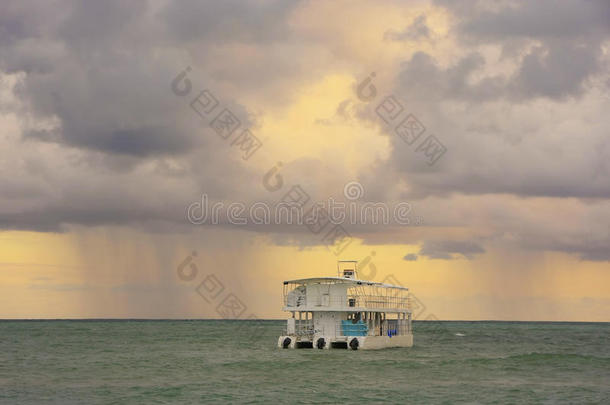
[278,261,413,350]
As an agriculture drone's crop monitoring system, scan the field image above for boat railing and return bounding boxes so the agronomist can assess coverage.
[283,294,411,310]
[382,319,411,336]
[284,320,314,337]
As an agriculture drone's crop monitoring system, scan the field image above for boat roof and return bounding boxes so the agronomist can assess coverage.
[283,277,408,291]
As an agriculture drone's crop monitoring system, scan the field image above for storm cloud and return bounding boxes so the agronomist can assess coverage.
[0,0,609,265]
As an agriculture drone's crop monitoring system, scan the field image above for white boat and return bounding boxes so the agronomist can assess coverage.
[278,261,413,350]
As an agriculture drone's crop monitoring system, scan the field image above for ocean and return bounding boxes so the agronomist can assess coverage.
[1,320,608,404]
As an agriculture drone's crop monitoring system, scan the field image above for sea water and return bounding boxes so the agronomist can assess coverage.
[1,320,608,403]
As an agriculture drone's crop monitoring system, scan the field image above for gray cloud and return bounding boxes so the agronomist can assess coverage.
[450,0,610,41]
[396,51,505,102]
[433,0,610,100]
[0,0,266,159]
[395,44,604,104]
[384,15,431,42]
[403,253,418,261]
[379,1,610,202]
[162,0,297,44]
[0,0,609,266]
[511,41,601,99]
[419,240,485,260]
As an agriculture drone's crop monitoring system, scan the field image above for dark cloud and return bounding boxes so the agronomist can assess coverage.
[396,51,505,102]
[395,44,603,104]
[162,0,298,44]
[451,0,610,41]
[509,221,610,262]
[511,41,601,99]
[432,0,610,100]
[0,0,264,158]
[403,253,418,261]
[0,0,609,267]
[382,2,610,200]
[419,240,485,260]
[0,0,277,236]
[0,9,27,47]
[58,0,147,49]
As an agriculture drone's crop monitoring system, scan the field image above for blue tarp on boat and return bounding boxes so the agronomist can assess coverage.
[341,320,368,336]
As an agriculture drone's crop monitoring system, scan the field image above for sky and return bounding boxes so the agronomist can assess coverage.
[0,0,609,320]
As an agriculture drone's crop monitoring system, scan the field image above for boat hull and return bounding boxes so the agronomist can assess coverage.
[278,334,413,350]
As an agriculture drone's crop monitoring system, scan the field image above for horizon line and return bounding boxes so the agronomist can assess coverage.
[0,318,608,323]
